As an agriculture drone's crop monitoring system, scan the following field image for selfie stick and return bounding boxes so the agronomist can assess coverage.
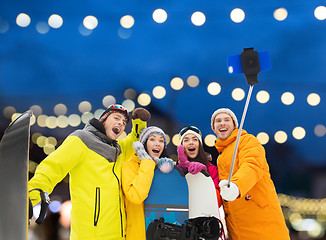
[227,85,253,186]
[226,48,271,187]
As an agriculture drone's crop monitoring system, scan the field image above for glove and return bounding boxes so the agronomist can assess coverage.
[177,145,190,169]
[219,179,239,201]
[153,157,160,165]
[29,198,33,223]
[157,157,175,173]
[188,162,207,174]
[133,141,152,160]
[131,108,151,121]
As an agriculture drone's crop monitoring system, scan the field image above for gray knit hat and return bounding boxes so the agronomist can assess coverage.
[211,108,238,131]
[139,126,167,147]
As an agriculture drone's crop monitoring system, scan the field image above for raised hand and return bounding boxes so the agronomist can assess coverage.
[133,141,152,160]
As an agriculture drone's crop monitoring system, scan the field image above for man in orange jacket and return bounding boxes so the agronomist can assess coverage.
[211,108,290,240]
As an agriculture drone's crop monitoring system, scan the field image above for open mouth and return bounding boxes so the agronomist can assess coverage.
[112,127,121,134]
[188,147,196,152]
[219,128,227,133]
[152,149,160,154]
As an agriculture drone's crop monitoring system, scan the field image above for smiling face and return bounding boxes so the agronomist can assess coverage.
[181,133,200,159]
[213,112,235,140]
[146,133,165,159]
[103,112,127,140]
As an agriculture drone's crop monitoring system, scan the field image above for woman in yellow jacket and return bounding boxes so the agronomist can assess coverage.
[121,126,174,240]
[211,108,290,240]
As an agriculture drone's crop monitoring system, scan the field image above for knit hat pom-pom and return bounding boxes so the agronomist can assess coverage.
[157,158,175,173]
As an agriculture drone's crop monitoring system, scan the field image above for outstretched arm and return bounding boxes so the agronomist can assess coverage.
[29,136,85,205]
[118,108,151,160]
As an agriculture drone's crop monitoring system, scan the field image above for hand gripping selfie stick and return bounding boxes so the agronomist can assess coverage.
[226,48,271,187]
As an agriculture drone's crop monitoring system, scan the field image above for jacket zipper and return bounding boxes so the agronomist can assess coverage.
[112,148,124,237]
[94,187,100,226]
[135,124,139,138]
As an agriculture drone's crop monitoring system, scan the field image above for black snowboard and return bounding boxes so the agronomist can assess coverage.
[0,110,32,240]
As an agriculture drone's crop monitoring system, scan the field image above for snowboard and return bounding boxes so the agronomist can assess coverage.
[144,166,189,228]
[0,110,32,240]
[186,171,220,220]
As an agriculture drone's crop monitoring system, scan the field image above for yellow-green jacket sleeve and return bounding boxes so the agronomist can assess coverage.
[118,118,147,161]
[28,136,87,205]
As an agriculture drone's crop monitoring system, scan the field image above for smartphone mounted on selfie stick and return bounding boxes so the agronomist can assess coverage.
[226,48,271,186]
[227,48,271,85]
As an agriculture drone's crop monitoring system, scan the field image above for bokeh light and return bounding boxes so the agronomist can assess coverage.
[257,132,269,145]
[83,16,98,30]
[49,200,62,213]
[314,124,326,137]
[137,93,151,106]
[59,200,72,228]
[256,90,270,104]
[102,95,116,108]
[232,88,245,101]
[307,93,320,106]
[274,131,288,144]
[30,105,42,116]
[36,21,50,34]
[57,115,69,128]
[48,14,63,28]
[170,77,184,90]
[292,126,306,140]
[152,86,166,99]
[120,15,135,28]
[204,134,216,147]
[187,76,199,87]
[314,6,326,20]
[122,99,135,112]
[172,134,180,146]
[54,104,67,116]
[274,8,288,21]
[68,114,81,127]
[81,112,94,124]
[230,8,245,23]
[37,115,48,127]
[191,11,206,26]
[281,92,295,105]
[78,101,92,113]
[46,116,58,129]
[3,106,16,119]
[124,88,137,99]
[207,82,221,95]
[153,9,167,23]
[16,13,31,27]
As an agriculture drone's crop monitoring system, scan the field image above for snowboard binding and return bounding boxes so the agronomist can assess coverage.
[146,217,225,240]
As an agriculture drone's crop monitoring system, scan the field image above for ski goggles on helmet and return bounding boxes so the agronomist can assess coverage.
[179,125,201,137]
[179,125,202,144]
[100,104,130,123]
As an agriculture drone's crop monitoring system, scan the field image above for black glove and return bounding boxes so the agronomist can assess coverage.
[29,198,33,223]
[29,189,51,225]
[131,108,151,121]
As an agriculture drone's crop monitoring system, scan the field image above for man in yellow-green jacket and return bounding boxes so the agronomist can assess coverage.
[29,104,150,240]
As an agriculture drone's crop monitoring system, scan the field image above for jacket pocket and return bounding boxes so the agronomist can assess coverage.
[94,187,100,226]
[248,192,269,208]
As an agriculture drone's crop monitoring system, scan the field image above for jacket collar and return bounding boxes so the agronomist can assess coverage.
[86,118,118,146]
[215,129,247,153]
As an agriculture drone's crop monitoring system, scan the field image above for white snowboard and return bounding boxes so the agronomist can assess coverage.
[185,171,220,220]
